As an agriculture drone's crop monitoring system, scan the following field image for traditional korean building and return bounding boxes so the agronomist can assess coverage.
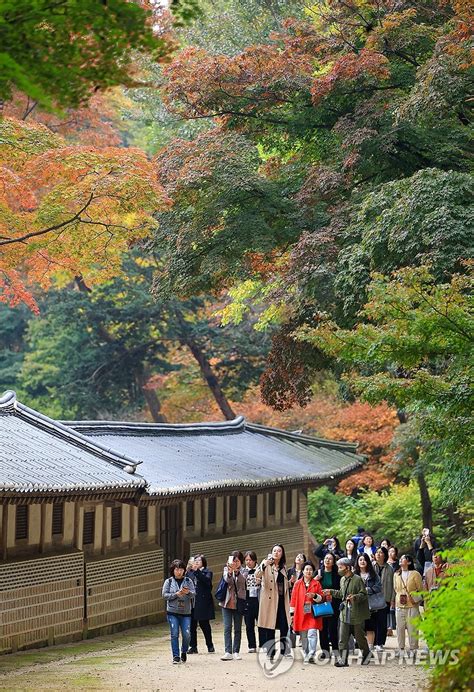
[0,390,363,653]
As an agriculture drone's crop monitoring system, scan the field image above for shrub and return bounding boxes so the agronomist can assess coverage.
[418,542,474,691]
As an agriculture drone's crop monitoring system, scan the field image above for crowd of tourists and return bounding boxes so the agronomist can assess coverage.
[161,527,448,666]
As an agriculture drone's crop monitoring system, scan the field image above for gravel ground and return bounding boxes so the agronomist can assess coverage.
[0,618,428,691]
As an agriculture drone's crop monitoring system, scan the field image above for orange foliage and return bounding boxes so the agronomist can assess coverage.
[3,92,123,147]
[0,117,170,309]
[235,390,398,494]
[311,50,391,106]
[162,43,313,120]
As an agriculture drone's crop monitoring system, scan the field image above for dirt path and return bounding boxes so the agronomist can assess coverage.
[0,619,428,691]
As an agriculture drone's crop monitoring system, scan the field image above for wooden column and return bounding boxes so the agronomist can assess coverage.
[263,493,268,529]
[280,492,285,526]
[155,504,161,545]
[39,503,47,554]
[74,503,82,551]
[101,505,108,556]
[129,506,137,549]
[223,496,228,536]
[242,496,248,532]
[1,503,8,560]
[200,498,205,538]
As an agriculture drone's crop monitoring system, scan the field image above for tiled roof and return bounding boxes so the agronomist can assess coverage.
[0,391,146,495]
[66,416,364,496]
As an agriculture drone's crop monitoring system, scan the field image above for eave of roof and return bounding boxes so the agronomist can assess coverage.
[0,391,147,495]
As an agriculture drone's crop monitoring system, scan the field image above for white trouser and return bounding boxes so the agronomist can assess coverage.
[396,607,420,651]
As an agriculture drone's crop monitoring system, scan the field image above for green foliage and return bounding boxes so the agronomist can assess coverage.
[308,482,442,553]
[0,0,171,109]
[179,0,304,55]
[418,542,474,691]
[305,266,474,502]
[10,252,269,418]
[336,169,474,319]
[153,131,299,297]
[0,303,29,389]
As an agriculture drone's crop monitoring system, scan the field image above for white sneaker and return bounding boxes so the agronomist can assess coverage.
[248,648,257,653]
[374,645,384,652]
[233,653,242,660]
[221,652,233,661]
[303,654,310,664]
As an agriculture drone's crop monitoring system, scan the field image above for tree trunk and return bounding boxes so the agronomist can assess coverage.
[397,409,433,529]
[173,306,236,420]
[74,275,166,422]
[137,371,166,423]
[415,465,433,530]
[184,338,236,421]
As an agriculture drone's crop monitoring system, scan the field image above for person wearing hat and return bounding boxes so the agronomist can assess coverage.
[323,557,371,666]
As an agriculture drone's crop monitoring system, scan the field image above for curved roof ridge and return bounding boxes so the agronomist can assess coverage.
[63,415,246,435]
[244,421,359,451]
[1,391,144,475]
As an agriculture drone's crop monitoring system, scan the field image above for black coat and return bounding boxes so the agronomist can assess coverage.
[188,568,215,621]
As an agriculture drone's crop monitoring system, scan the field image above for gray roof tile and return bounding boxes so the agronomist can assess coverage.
[67,417,364,496]
[0,391,146,494]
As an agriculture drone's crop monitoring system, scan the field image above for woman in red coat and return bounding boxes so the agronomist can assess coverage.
[290,561,324,663]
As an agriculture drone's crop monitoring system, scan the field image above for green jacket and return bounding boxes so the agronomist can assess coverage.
[329,573,370,624]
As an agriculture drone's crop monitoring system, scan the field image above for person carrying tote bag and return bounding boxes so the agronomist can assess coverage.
[289,561,325,664]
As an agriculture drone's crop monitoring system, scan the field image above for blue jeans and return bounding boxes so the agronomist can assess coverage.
[167,614,191,658]
[222,607,243,654]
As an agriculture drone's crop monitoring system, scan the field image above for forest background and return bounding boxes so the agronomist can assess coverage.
[0,4,473,682]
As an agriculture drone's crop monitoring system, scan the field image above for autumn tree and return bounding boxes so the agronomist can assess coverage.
[304,265,474,507]
[9,251,269,421]
[154,0,472,409]
[0,117,170,310]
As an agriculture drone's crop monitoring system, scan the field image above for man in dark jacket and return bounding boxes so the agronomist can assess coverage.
[187,555,215,653]
[324,557,371,666]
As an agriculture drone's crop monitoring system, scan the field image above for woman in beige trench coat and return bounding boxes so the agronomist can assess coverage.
[255,544,291,657]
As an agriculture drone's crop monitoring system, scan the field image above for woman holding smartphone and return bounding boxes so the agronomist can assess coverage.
[162,559,196,664]
[218,550,246,660]
[256,544,291,658]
